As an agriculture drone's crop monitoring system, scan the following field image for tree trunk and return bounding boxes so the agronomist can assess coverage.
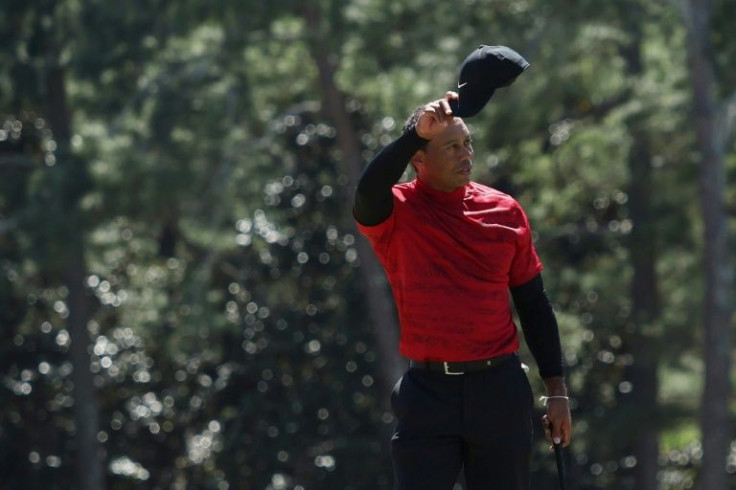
[46,64,104,490]
[301,8,404,398]
[626,133,660,490]
[619,13,660,487]
[65,239,104,490]
[683,1,734,488]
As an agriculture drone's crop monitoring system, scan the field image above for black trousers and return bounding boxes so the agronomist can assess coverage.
[390,357,534,490]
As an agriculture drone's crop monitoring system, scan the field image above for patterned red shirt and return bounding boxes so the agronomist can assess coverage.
[357,178,543,362]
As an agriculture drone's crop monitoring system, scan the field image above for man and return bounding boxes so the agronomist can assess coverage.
[353,91,571,489]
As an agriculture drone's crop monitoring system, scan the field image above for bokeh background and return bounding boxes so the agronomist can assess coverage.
[1,1,734,489]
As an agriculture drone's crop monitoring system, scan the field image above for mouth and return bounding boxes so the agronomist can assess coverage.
[458,162,473,176]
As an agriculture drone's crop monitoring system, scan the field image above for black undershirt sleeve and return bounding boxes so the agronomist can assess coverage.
[510,273,564,379]
[353,128,429,226]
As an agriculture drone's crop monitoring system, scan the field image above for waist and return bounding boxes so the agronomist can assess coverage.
[409,352,518,375]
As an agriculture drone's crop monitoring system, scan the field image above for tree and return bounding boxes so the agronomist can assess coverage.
[618,3,662,487]
[299,0,404,403]
[681,0,736,488]
[1,3,104,488]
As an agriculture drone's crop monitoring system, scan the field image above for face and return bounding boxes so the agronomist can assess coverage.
[412,118,474,192]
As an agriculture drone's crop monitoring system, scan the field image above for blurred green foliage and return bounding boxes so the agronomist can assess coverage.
[1,0,734,489]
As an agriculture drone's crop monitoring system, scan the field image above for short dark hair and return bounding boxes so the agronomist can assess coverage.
[402,105,429,173]
[402,105,428,147]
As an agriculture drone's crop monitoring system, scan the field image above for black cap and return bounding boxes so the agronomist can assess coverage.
[449,45,530,118]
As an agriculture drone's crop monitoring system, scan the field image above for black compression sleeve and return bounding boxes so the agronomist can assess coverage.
[353,128,429,226]
[510,273,564,379]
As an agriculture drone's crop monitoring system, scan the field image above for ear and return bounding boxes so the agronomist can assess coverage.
[410,149,426,170]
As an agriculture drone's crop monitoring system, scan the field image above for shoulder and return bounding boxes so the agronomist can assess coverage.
[391,180,418,201]
[466,182,532,227]
[466,182,521,206]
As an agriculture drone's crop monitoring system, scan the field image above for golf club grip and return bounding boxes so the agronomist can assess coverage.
[553,443,568,490]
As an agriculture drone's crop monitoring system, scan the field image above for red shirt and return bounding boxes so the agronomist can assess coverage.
[357,178,543,362]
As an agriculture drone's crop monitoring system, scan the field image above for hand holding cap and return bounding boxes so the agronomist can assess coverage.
[449,45,530,118]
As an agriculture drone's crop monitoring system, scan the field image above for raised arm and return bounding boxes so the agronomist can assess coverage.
[353,92,458,226]
[353,129,427,226]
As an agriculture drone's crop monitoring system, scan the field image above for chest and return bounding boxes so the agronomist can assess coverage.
[393,199,524,277]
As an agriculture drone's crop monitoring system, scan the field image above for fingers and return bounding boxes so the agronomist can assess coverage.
[554,422,571,447]
[438,98,453,117]
[542,414,552,440]
[542,414,560,446]
[430,93,457,118]
[415,93,461,139]
[542,404,572,448]
[415,97,454,139]
[426,98,452,118]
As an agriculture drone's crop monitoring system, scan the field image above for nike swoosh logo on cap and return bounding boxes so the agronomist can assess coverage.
[458,81,468,88]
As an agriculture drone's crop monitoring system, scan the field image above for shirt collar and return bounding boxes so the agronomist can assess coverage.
[415,178,468,204]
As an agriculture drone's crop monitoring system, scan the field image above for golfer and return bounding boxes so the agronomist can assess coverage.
[353,91,572,489]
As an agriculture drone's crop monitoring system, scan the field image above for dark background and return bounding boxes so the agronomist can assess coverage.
[1,0,735,489]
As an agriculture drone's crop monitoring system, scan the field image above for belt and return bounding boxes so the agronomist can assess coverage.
[409,352,517,375]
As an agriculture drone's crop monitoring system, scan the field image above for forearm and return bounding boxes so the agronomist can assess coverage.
[510,274,564,379]
[543,376,568,396]
[353,127,428,226]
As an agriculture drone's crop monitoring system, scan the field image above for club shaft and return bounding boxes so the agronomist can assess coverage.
[554,443,568,490]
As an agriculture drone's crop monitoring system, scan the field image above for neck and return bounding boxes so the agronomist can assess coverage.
[416,178,467,203]
[417,177,463,193]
